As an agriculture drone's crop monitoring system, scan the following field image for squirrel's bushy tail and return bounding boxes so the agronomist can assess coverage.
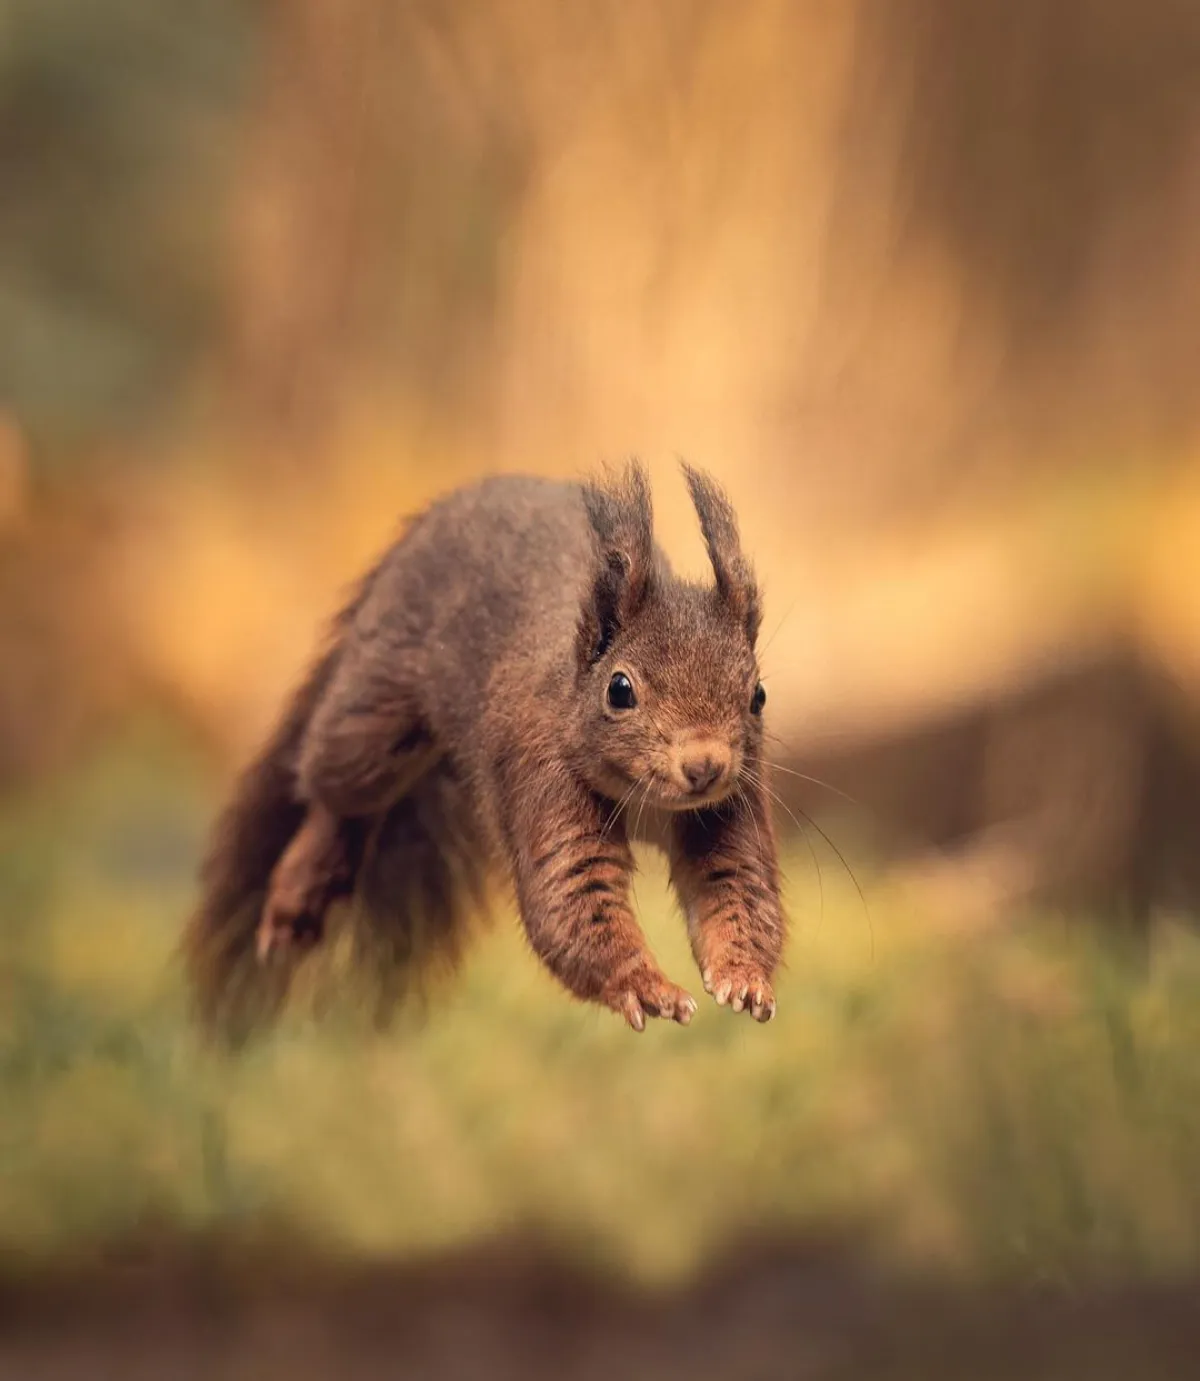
[182,639,342,1041]
[183,602,490,1045]
[350,759,488,1024]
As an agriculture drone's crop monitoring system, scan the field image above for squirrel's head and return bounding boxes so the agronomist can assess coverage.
[575,460,766,812]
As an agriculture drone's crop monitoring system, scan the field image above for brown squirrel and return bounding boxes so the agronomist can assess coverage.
[184,460,786,1039]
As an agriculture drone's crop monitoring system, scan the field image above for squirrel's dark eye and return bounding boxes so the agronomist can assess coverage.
[750,681,766,716]
[607,672,637,711]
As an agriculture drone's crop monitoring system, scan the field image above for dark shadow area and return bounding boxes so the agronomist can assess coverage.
[4,1232,1200,1380]
[778,644,1200,941]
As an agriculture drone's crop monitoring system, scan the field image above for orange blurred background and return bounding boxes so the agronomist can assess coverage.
[4,7,1200,1372]
[1,0,1196,744]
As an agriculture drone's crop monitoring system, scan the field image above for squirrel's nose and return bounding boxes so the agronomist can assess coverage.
[680,746,730,794]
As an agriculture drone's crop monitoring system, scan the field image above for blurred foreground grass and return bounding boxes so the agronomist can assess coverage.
[3,717,1200,1287]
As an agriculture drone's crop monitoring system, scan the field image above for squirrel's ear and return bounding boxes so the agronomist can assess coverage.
[578,459,655,665]
[680,461,762,645]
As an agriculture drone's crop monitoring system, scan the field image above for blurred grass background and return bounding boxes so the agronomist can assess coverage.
[3,0,1200,1343]
[6,717,1200,1294]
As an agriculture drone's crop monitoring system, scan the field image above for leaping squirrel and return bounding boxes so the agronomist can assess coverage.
[184,460,786,1039]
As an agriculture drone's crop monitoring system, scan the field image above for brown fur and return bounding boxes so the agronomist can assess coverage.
[183,461,785,1040]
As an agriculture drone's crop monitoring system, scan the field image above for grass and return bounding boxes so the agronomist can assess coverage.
[3,716,1200,1286]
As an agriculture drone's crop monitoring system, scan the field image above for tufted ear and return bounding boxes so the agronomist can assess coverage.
[577,459,656,666]
[680,461,761,645]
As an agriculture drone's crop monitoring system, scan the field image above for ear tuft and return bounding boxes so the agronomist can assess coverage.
[679,460,761,644]
[577,459,656,666]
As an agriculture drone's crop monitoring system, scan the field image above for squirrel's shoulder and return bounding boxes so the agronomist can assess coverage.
[364,473,596,615]
[396,472,595,564]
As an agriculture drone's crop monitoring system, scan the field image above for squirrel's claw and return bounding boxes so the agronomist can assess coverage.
[255,920,276,963]
[612,975,697,1032]
[706,965,776,1022]
[750,989,775,1021]
[620,991,647,1032]
[255,903,323,965]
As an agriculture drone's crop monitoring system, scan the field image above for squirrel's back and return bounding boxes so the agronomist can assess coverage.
[351,473,661,746]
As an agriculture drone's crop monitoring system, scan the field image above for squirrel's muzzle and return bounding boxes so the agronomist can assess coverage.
[673,739,733,798]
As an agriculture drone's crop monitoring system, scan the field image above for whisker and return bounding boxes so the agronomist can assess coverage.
[745,768,824,929]
[601,775,644,840]
[757,601,796,661]
[795,803,873,960]
[735,780,765,861]
[632,775,655,842]
[600,788,631,840]
[761,756,861,809]
[746,766,871,956]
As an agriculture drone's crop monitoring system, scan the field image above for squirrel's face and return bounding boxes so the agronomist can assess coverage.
[580,590,766,812]
[576,460,768,812]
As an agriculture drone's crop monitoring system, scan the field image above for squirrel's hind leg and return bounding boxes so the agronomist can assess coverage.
[257,801,357,960]
[258,644,436,962]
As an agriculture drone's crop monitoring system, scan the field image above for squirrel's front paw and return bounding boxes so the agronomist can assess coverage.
[605,968,697,1033]
[701,958,776,1022]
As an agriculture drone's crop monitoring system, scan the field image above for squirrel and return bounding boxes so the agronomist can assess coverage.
[183,460,786,1040]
